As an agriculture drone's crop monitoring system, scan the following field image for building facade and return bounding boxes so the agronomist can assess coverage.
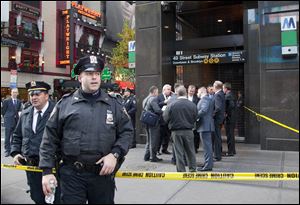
[135,1,299,151]
[1,1,106,101]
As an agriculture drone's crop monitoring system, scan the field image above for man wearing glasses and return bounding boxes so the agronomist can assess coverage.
[10,81,60,204]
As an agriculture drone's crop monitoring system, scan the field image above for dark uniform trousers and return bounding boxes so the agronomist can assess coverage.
[26,171,61,204]
[25,157,60,204]
[59,164,115,204]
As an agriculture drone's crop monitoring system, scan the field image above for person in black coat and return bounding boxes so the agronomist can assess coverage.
[10,81,60,204]
[212,81,225,161]
[39,55,133,204]
[123,88,137,148]
[223,82,237,156]
[2,88,22,157]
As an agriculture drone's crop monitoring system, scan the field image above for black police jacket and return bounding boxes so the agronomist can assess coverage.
[10,101,55,158]
[39,89,134,169]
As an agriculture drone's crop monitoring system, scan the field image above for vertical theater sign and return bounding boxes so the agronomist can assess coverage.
[57,2,103,71]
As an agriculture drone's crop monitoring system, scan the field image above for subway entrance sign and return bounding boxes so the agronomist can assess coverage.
[172,50,246,65]
[281,16,298,55]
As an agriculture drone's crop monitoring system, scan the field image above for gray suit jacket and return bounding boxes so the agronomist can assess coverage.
[197,95,215,133]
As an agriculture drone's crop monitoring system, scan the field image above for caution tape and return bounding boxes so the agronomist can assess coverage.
[116,171,299,181]
[1,164,56,173]
[244,106,299,134]
[1,164,298,181]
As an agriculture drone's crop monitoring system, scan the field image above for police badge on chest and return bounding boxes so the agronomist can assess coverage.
[106,110,114,124]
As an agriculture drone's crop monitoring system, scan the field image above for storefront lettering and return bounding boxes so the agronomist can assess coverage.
[13,3,40,17]
[71,2,101,20]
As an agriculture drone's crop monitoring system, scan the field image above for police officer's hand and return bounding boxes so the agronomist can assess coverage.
[96,153,117,176]
[42,174,57,196]
[13,154,26,165]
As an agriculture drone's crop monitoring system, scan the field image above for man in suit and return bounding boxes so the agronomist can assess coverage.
[212,81,225,161]
[157,84,172,154]
[187,85,200,153]
[2,88,22,157]
[196,87,215,171]
[223,82,237,156]
[10,81,60,204]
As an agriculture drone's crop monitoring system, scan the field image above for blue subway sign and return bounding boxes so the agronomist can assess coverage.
[281,16,297,31]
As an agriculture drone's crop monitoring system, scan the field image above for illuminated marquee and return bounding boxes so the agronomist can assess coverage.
[60,10,71,65]
[71,2,101,20]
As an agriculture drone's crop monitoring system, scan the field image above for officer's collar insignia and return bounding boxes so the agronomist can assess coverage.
[31,81,36,87]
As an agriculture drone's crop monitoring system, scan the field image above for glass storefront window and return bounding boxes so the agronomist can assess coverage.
[18,49,42,73]
[21,20,41,40]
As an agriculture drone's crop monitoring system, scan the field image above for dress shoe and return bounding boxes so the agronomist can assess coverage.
[157,152,162,156]
[213,158,221,162]
[162,150,171,155]
[197,163,205,167]
[144,155,150,161]
[222,152,234,157]
[197,167,212,172]
[150,157,163,162]
[130,144,136,149]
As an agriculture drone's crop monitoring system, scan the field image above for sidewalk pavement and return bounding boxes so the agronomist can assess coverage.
[1,125,299,204]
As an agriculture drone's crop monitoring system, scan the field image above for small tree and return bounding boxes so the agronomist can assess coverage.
[111,20,135,82]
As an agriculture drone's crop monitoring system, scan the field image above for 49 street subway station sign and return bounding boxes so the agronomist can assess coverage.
[172,50,246,65]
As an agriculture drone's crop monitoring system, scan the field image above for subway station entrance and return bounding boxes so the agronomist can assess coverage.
[136,1,299,150]
[172,1,246,138]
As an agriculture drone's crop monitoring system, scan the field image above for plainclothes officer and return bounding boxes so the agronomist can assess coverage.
[39,55,133,204]
[10,81,60,204]
[123,88,137,148]
[2,88,22,157]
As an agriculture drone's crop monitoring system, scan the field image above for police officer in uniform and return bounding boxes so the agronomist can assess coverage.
[123,88,137,148]
[10,81,60,204]
[39,55,133,204]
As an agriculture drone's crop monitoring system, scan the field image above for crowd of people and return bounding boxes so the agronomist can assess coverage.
[141,81,242,172]
[1,54,245,204]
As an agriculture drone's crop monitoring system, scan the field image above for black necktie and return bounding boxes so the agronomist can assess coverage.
[36,111,42,128]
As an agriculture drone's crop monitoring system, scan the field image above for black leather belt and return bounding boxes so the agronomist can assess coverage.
[63,159,103,174]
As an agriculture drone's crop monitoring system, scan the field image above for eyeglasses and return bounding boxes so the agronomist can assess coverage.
[29,90,46,96]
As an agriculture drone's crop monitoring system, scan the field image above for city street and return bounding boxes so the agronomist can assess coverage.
[1,126,299,204]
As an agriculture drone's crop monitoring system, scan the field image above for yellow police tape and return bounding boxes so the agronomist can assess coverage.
[1,164,299,181]
[244,106,299,134]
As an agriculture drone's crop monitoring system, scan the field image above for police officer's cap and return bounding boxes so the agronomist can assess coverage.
[26,81,51,95]
[124,88,132,93]
[74,55,104,75]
